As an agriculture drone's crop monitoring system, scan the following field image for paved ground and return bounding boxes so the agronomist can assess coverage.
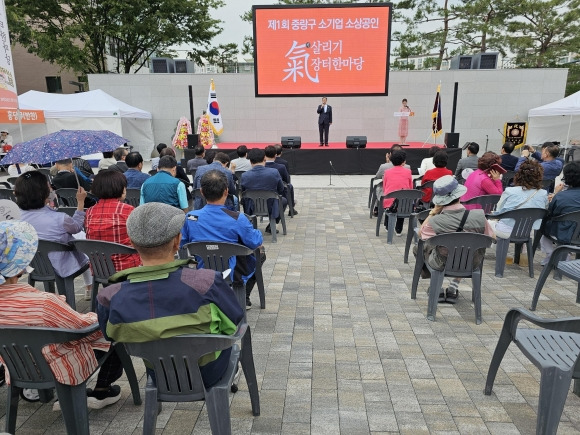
[1,176,580,434]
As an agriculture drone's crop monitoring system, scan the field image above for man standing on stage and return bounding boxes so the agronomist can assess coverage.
[317,97,332,147]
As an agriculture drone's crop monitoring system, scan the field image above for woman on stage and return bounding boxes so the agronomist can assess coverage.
[398,98,411,144]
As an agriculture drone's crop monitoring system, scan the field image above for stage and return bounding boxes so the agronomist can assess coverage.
[185,142,462,176]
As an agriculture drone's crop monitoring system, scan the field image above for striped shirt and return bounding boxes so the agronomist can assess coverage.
[0,283,110,385]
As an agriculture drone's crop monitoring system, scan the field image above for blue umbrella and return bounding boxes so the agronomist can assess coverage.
[1,129,127,165]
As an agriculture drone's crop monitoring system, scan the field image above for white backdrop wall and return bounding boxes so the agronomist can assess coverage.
[89,68,567,154]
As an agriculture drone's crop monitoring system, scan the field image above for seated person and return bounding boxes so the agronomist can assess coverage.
[108,147,129,173]
[98,151,117,171]
[455,142,479,183]
[16,171,94,300]
[418,146,441,176]
[193,152,237,210]
[375,144,410,179]
[160,147,192,205]
[52,158,92,192]
[85,170,141,271]
[490,160,547,239]
[0,130,13,150]
[0,221,124,410]
[421,150,452,204]
[231,145,252,172]
[97,202,244,388]
[500,142,518,171]
[7,163,35,177]
[265,145,297,215]
[72,157,95,179]
[150,143,167,171]
[382,150,413,235]
[274,145,289,173]
[140,156,189,212]
[516,142,563,182]
[181,170,264,309]
[540,161,580,264]
[123,152,150,189]
[241,148,287,234]
[460,151,503,209]
[186,145,208,173]
[419,175,495,302]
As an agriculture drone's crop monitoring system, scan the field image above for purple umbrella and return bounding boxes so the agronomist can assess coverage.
[1,129,127,165]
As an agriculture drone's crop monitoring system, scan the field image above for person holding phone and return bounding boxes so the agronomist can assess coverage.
[460,151,504,209]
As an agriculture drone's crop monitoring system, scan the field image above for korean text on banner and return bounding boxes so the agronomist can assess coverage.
[0,0,18,109]
[206,79,223,135]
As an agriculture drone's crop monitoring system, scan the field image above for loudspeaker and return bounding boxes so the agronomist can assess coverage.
[346,136,367,148]
[187,134,199,149]
[445,132,460,148]
[281,136,301,148]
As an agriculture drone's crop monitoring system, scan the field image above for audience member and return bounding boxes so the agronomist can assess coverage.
[230,145,252,172]
[150,143,167,170]
[72,157,95,179]
[241,148,287,234]
[421,150,452,203]
[97,202,244,388]
[140,156,188,212]
[0,220,125,410]
[186,146,208,173]
[85,170,141,271]
[375,144,410,179]
[540,161,580,264]
[500,142,518,171]
[516,142,563,182]
[0,130,13,150]
[265,145,297,215]
[382,150,413,235]
[455,142,479,182]
[123,152,150,189]
[193,152,236,210]
[204,149,216,164]
[51,159,95,208]
[7,163,35,177]
[98,151,117,171]
[418,146,441,176]
[461,151,503,209]
[108,147,129,173]
[418,175,494,302]
[159,147,192,206]
[181,170,264,309]
[274,145,290,174]
[489,160,547,239]
[15,171,93,300]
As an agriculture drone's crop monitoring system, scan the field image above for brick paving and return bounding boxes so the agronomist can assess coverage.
[1,176,580,434]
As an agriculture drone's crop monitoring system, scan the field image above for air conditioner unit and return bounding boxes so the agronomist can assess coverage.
[174,59,195,73]
[449,55,473,70]
[151,58,175,73]
[471,52,499,69]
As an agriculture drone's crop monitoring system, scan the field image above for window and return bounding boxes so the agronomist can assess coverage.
[46,76,62,93]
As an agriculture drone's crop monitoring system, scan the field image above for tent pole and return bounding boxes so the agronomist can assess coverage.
[565,115,572,148]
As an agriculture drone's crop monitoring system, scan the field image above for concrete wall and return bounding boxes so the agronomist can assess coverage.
[89,68,567,154]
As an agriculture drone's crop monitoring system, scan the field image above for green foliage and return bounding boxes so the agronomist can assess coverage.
[6,0,225,74]
[565,63,580,96]
[203,43,239,73]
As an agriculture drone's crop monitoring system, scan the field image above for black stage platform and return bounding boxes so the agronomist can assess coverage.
[185,147,463,176]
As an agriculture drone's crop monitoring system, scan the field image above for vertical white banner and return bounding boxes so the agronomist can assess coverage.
[206,79,223,135]
[0,0,18,109]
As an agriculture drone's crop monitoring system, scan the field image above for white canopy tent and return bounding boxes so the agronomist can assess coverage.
[527,91,580,147]
[17,89,154,156]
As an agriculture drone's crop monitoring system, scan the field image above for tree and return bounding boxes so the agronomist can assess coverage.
[6,0,225,74]
[204,43,239,73]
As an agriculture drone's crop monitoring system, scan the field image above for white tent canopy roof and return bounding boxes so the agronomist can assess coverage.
[528,91,580,117]
[18,89,152,119]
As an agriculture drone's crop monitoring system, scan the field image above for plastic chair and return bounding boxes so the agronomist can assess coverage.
[461,194,501,214]
[376,189,423,243]
[283,182,295,218]
[242,190,287,243]
[368,178,384,218]
[484,308,580,435]
[192,188,207,210]
[541,178,555,192]
[368,176,382,208]
[148,169,157,176]
[410,232,493,324]
[55,188,100,208]
[403,209,431,263]
[0,188,16,202]
[6,176,18,186]
[37,167,53,183]
[530,244,580,310]
[489,208,547,278]
[28,240,89,310]
[417,179,435,209]
[70,240,138,312]
[123,322,257,435]
[56,207,78,217]
[0,324,141,435]
[124,188,141,207]
[501,171,516,190]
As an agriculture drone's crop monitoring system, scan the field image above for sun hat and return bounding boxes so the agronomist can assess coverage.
[126,202,185,248]
[0,221,38,284]
[432,175,468,206]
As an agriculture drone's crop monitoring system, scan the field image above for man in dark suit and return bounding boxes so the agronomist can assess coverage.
[274,144,290,174]
[241,148,287,233]
[317,96,332,146]
[500,142,518,171]
[265,145,297,215]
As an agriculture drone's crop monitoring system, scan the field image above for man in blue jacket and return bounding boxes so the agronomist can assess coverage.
[516,142,563,181]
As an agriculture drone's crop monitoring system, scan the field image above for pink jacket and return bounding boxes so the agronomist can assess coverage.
[461,169,502,209]
[383,166,413,208]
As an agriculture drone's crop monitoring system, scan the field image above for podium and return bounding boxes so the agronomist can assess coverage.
[394,112,415,117]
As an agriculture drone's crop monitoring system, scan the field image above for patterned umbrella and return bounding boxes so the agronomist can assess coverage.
[1,129,127,165]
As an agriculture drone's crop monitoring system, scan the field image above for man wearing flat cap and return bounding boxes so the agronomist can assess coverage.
[418,175,494,303]
[97,202,244,388]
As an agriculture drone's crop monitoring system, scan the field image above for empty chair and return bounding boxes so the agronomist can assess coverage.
[0,188,16,202]
[242,190,287,243]
[123,323,258,435]
[376,189,423,243]
[0,324,141,435]
[124,188,141,207]
[491,208,547,278]
[411,232,493,324]
[55,188,80,207]
[530,244,580,310]
[461,194,501,214]
[485,308,580,435]
[28,240,89,310]
[70,240,138,312]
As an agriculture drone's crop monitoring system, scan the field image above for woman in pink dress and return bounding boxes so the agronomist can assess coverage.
[398,98,411,144]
